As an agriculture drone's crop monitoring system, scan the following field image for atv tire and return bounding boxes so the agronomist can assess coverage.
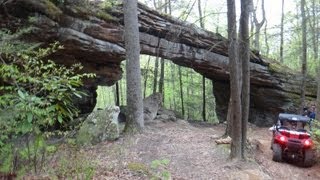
[272,143,282,162]
[303,149,315,167]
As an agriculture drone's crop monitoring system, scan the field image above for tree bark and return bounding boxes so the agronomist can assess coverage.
[311,0,320,121]
[239,0,250,159]
[179,66,185,118]
[159,58,165,100]
[143,56,151,98]
[227,0,242,160]
[123,0,144,132]
[116,82,120,106]
[252,0,265,51]
[263,19,269,56]
[153,57,159,94]
[300,0,307,113]
[198,0,206,121]
[280,0,284,63]
[171,63,177,111]
[225,97,232,137]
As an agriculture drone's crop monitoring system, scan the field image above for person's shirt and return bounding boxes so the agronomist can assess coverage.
[309,112,316,119]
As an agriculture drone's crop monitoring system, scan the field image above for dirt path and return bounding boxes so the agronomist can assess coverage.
[84,120,320,179]
[251,127,320,179]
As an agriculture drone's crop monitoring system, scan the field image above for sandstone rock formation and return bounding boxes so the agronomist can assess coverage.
[0,0,317,126]
[76,106,120,145]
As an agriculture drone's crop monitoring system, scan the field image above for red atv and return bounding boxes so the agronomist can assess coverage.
[271,113,315,167]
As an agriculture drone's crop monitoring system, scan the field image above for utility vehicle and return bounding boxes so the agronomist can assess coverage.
[271,113,315,167]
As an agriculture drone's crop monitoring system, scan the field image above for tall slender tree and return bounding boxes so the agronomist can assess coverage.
[179,66,185,118]
[124,0,144,131]
[252,0,265,51]
[310,0,320,120]
[159,58,165,98]
[115,82,120,106]
[198,0,206,121]
[239,0,250,159]
[263,19,269,56]
[153,58,159,94]
[280,0,285,63]
[227,0,242,159]
[300,0,307,112]
[170,63,177,111]
[143,56,151,98]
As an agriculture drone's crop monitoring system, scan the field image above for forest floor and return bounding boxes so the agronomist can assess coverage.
[73,118,320,180]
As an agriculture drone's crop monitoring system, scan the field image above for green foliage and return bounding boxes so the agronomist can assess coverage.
[100,0,120,10]
[150,159,171,180]
[127,162,151,176]
[0,29,95,174]
[127,158,171,180]
[50,144,96,179]
[95,56,218,123]
[311,120,320,150]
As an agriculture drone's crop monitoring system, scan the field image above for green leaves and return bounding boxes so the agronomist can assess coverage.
[0,29,95,173]
[18,90,25,99]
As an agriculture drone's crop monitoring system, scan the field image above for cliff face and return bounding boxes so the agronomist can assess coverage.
[1,0,316,126]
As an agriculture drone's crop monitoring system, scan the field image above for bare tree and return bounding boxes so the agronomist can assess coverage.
[124,0,144,131]
[239,0,251,159]
[252,0,265,51]
[300,0,307,112]
[227,0,242,159]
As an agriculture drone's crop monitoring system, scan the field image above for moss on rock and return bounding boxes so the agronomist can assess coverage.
[76,106,120,146]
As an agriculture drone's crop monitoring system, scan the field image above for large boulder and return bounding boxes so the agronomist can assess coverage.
[144,93,163,121]
[76,106,120,145]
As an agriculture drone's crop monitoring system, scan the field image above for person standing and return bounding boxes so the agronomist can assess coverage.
[308,105,316,131]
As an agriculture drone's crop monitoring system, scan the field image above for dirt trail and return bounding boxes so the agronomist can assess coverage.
[251,127,320,179]
[85,120,320,179]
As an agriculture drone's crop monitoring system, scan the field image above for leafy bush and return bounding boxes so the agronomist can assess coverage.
[312,120,320,150]
[0,29,94,174]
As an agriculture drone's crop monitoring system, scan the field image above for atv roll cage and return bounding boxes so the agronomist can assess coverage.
[276,113,310,131]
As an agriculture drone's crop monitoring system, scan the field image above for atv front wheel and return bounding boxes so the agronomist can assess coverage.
[303,149,315,167]
[272,143,282,162]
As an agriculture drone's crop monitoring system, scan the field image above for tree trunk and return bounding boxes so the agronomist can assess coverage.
[198,0,206,121]
[239,0,250,159]
[280,0,284,63]
[120,79,124,106]
[116,82,120,106]
[227,0,242,160]
[143,56,151,98]
[300,0,307,113]
[153,57,159,94]
[252,0,265,51]
[171,63,177,111]
[225,97,232,137]
[124,0,144,132]
[159,58,165,100]
[179,66,185,118]
[311,0,320,120]
[263,19,269,56]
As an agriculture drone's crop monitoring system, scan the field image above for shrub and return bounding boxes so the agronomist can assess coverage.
[0,29,95,174]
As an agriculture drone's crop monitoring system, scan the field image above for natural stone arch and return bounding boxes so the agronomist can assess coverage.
[1,0,317,126]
